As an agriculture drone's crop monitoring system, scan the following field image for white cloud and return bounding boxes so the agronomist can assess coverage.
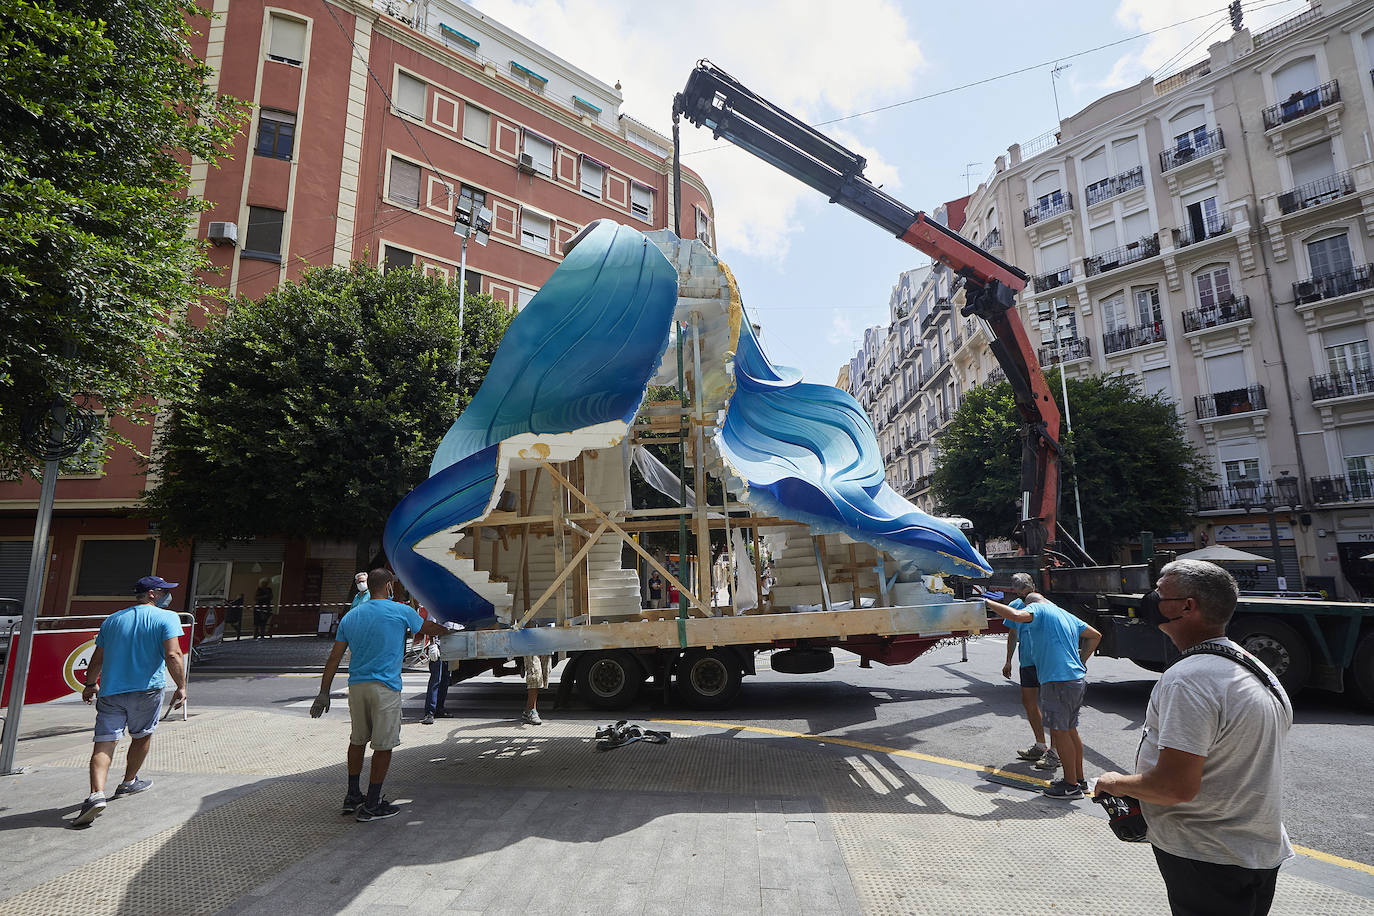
[828,309,858,347]
[469,0,923,261]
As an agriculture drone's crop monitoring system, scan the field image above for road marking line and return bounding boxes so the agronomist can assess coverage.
[655,718,1374,876]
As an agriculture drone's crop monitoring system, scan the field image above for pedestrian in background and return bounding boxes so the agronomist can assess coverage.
[73,576,188,827]
[1096,560,1292,916]
[252,578,273,639]
[998,573,1052,768]
[349,572,369,612]
[312,568,447,822]
[225,593,244,640]
[521,656,552,725]
[647,571,663,609]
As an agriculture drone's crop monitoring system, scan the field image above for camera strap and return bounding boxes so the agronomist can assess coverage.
[1175,641,1290,713]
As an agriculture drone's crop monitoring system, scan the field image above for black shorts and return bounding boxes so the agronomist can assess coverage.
[1019,665,1040,688]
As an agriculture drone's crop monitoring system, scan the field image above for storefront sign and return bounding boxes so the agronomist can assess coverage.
[2,618,192,706]
[1214,522,1293,543]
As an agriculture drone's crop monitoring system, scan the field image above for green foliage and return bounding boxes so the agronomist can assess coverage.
[932,372,1210,559]
[143,264,512,561]
[0,0,245,471]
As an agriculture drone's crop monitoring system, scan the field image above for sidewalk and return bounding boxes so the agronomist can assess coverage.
[1,700,1370,915]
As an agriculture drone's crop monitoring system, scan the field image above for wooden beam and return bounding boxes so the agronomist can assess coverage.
[518,520,610,627]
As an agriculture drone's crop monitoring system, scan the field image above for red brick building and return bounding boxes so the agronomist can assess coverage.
[0,0,715,632]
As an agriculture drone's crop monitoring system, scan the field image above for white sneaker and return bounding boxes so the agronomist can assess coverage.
[521,708,542,725]
[1033,750,1062,771]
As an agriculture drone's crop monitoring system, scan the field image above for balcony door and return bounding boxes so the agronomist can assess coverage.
[1323,325,1371,377]
[1307,234,1353,280]
[1195,265,1232,311]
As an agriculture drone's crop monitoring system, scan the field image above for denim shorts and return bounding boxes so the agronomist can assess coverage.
[94,689,164,743]
[1039,678,1087,730]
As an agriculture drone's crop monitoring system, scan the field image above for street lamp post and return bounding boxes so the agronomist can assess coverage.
[1047,301,1088,552]
[1237,471,1302,593]
[453,198,492,370]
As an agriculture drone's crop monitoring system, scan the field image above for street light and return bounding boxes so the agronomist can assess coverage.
[1235,471,1302,593]
[1045,299,1088,551]
[453,197,492,370]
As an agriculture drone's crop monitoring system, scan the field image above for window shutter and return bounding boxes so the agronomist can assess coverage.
[389,159,421,208]
[396,72,426,118]
[1122,210,1152,242]
[580,158,603,197]
[268,16,306,63]
[462,104,489,146]
[1274,57,1318,99]
[631,183,652,220]
[1090,223,1118,252]
[1204,352,1247,391]
[1082,149,1108,185]
[1339,424,1374,459]
[1289,140,1334,186]
[1113,137,1141,172]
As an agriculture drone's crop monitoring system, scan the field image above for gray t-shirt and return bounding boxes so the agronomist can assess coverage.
[1138,637,1294,869]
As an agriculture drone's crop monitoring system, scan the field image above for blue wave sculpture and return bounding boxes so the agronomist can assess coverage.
[718,317,993,578]
[384,221,680,625]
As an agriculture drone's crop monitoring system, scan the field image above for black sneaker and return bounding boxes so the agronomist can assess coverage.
[1042,779,1084,799]
[355,798,401,822]
[342,792,365,815]
[1077,779,1089,794]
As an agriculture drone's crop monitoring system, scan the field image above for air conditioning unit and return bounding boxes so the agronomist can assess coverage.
[517,153,536,174]
[207,221,238,247]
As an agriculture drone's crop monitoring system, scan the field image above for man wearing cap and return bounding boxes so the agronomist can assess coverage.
[73,576,187,826]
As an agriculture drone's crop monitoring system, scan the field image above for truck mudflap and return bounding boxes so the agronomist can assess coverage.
[436,601,987,662]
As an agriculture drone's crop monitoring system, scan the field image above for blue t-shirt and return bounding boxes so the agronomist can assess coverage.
[95,604,182,696]
[1021,600,1088,684]
[336,598,424,692]
[1005,598,1034,667]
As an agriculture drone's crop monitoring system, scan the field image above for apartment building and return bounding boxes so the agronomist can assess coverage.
[848,0,1374,599]
[0,0,715,628]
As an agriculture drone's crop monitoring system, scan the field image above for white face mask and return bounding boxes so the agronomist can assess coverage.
[156,591,174,609]
[356,581,368,592]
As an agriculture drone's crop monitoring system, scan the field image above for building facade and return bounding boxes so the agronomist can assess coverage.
[0,0,715,628]
[848,0,1374,599]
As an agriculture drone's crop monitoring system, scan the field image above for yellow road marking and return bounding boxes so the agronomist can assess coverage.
[655,718,1374,877]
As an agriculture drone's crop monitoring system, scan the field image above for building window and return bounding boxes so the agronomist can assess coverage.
[1195,265,1232,310]
[1134,287,1162,326]
[1223,458,1260,488]
[74,539,157,597]
[459,184,487,217]
[1326,338,1371,376]
[462,103,489,147]
[520,209,551,253]
[439,22,479,53]
[517,286,538,310]
[1100,293,1127,332]
[521,132,554,178]
[630,183,653,221]
[509,61,547,95]
[695,207,712,246]
[572,95,601,121]
[267,14,306,66]
[388,158,421,208]
[395,71,426,119]
[462,269,483,294]
[580,158,603,198]
[242,206,284,261]
[254,109,296,160]
[383,245,414,272]
[1308,234,1353,279]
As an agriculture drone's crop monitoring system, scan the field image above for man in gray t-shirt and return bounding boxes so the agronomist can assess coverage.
[1096,559,1292,916]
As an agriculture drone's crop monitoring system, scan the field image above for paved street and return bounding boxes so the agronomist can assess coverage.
[1,634,1370,914]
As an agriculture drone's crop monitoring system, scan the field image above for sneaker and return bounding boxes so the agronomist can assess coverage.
[342,792,365,815]
[73,795,106,826]
[421,713,434,725]
[113,777,152,798]
[1033,751,1062,771]
[521,708,542,725]
[355,799,401,822]
[1016,744,1047,762]
[1078,779,1089,794]
[1043,779,1084,799]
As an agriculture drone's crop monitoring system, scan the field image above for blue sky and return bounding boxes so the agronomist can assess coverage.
[471,0,1310,382]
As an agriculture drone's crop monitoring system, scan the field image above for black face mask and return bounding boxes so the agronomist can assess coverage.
[1139,589,1186,628]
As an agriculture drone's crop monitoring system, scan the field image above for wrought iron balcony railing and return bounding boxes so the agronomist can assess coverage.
[1310,366,1374,401]
[1085,165,1144,207]
[1037,337,1091,366]
[986,366,1007,386]
[1195,384,1266,419]
[1181,295,1250,333]
[1023,192,1073,227]
[1033,266,1073,293]
[1277,169,1356,215]
[1084,234,1159,277]
[1159,128,1224,172]
[1310,472,1374,504]
[1174,212,1230,248]
[980,227,1002,250]
[1102,321,1166,354]
[1293,263,1374,305]
[1262,79,1340,130]
[1196,477,1301,511]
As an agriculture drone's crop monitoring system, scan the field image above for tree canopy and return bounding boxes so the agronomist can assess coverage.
[0,0,243,471]
[931,371,1210,560]
[143,264,513,567]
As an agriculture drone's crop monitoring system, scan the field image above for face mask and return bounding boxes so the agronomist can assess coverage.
[1139,589,1186,628]
[356,582,368,593]
[156,591,174,609]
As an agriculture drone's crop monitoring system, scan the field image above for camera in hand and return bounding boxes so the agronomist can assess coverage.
[1093,792,1148,843]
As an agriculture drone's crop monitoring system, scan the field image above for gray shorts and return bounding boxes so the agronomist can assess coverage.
[1038,678,1086,730]
[523,656,551,689]
[94,689,163,743]
[348,681,403,751]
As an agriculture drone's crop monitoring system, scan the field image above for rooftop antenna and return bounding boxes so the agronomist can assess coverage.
[961,162,982,195]
[1051,62,1071,124]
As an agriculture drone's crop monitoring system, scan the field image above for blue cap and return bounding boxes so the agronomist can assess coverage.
[135,575,179,593]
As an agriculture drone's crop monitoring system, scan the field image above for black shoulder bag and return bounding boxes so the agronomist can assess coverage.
[1175,641,1291,712]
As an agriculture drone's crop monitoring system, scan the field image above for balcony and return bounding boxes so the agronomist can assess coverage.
[1195,384,1266,420]
[1293,264,1374,305]
[1181,295,1251,333]
[1033,266,1073,294]
[917,366,936,389]
[1037,337,1091,366]
[1084,234,1159,278]
[913,474,932,493]
[1262,80,1340,130]
[925,415,939,436]
[1196,477,1301,512]
[1253,6,1321,48]
[986,366,1007,386]
[1277,169,1356,215]
[1102,321,1166,355]
[1159,128,1224,172]
[1310,366,1374,402]
[1023,192,1073,227]
[1173,212,1230,248]
[950,324,964,349]
[1084,166,1144,207]
[1311,472,1374,504]
[981,227,1002,250]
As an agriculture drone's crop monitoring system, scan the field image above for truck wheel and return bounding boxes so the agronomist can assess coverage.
[1348,629,1374,709]
[576,651,644,710]
[675,649,743,709]
[1229,616,1310,696]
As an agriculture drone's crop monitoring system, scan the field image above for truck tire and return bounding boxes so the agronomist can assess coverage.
[1229,616,1310,696]
[576,650,644,710]
[675,648,743,709]
[1348,629,1374,710]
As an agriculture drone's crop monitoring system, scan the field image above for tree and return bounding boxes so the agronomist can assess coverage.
[932,371,1210,560]
[0,0,243,472]
[143,263,513,569]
